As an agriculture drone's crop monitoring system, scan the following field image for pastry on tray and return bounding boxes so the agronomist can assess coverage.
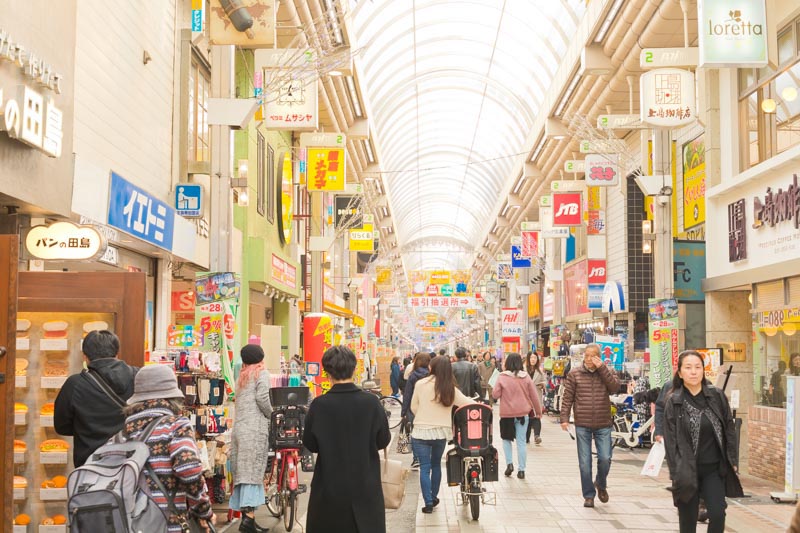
[40,402,55,416]
[15,358,28,376]
[16,318,31,334]
[14,439,26,452]
[83,320,109,337]
[40,438,70,453]
[13,475,27,489]
[14,402,28,414]
[42,320,69,339]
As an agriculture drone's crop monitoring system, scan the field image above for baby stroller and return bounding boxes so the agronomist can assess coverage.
[445,403,498,520]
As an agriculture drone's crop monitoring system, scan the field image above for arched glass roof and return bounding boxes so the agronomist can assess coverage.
[349,0,586,270]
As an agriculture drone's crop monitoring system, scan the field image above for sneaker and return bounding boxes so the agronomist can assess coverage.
[535,436,542,445]
[583,498,595,508]
[594,482,609,503]
[410,459,420,470]
[421,506,433,514]
[517,471,525,480]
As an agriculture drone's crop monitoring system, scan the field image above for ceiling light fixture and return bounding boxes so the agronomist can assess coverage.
[529,135,546,163]
[761,98,777,113]
[782,86,798,102]
[512,172,525,195]
[594,0,625,44]
[554,71,582,117]
[363,139,375,162]
[345,76,363,118]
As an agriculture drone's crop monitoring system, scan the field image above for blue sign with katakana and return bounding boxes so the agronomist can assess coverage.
[175,183,203,218]
[108,172,175,251]
[511,244,531,268]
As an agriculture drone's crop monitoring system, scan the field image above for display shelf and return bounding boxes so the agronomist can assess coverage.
[39,526,66,533]
[13,525,27,533]
[41,377,67,389]
[40,415,54,427]
[15,412,27,426]
[39,339,68,351]
[16,375,27,388]
[40,452,68,465]
[40,488,67,501]
[17,337,30,351]
[14,451,27,464]
[13,487,26,500]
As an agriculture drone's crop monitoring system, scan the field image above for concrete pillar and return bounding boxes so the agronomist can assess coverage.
[652,130,674,299]
[209,45,234,272]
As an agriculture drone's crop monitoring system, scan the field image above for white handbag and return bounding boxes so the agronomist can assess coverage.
[380,448,409,509]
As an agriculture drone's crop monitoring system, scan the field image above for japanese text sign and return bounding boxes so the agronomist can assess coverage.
[26,222,105,260]
[175,183,203,218]
[511,244,531,268]
[107,172,175,251]
[307,147,346,191]
[552,192,582,226]
[585,153,619,187]
[640,68,696,128]
[682,135,706,229]
[501,308,523,338]
[271,254,297,289]
[407,296,476,308]
[521,230,539,258]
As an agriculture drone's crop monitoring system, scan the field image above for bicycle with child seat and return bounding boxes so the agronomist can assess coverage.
[264,387,309,532]
[362,382,404,430]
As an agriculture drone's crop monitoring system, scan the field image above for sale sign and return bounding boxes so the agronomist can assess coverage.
[648,298,680,388]
[552,192,582,226]
[195,272,240,397]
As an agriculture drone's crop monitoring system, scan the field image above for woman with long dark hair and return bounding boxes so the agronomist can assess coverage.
[664,350,742,533]
[409,357,474,513]
[525,351,546,445]
[402,352,431,469]
[493,353,542,479]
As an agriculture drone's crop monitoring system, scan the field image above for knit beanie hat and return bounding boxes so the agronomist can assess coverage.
[241,344,265,365]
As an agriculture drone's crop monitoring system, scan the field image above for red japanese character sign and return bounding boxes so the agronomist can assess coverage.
[584,154,619,187]
[552,192,582,226]
[307,147,346,191]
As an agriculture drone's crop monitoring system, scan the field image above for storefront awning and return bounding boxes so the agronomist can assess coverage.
[298,300,365,325]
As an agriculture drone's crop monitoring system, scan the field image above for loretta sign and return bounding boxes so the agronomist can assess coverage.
[698,0,767,68]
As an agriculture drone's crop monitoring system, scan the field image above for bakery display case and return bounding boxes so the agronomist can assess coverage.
[11,272,146,531]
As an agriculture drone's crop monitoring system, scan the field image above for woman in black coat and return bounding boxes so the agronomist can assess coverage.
[664,350,743,533]
[303,346,391,533]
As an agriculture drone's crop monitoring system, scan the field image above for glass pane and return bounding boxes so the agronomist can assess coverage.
[739,69,755,94]
[776,62,800,155]
[742,92,759,167]
[778,28,795,65]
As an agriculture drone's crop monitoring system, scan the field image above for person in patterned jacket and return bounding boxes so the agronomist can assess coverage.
[122,364,216,532]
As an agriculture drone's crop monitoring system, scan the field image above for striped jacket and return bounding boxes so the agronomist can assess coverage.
[121,400,213,532]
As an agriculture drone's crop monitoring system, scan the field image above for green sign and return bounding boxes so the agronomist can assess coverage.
[648,298,680,388]
[440,284,453,297]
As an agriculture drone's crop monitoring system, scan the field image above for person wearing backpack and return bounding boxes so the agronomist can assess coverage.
[121,364,216,531]
[54,330,138,467]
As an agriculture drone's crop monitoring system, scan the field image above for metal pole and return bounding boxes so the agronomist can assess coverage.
[652,130,674,299]
[209,45,234,272]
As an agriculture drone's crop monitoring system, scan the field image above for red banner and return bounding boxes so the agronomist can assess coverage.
[521,230,539,258]
[553,192,582,226]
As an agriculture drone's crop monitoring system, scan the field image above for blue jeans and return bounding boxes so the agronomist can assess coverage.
[411,437,446,507]
[575,425,613,499]
[501,416,528,471]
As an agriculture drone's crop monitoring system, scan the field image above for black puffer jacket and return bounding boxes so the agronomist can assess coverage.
[54,358,138,466]
[664,384,743,505]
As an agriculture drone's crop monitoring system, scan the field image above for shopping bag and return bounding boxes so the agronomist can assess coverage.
[640,441,666,477]
[380,449,408,509]
[396,420,412,454]
[488,369,501,388]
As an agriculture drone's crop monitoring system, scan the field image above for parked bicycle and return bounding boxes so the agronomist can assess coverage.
[362,380,404,430]
[610,397,655,449]
[446,402,498,520]
[265,387,309,532]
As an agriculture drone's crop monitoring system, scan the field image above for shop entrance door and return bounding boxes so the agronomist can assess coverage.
[0,235,18,527]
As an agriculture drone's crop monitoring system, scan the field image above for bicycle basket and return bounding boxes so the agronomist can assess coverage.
[452,404,493,454]
[270,405,306,448]
[269,386,310,407]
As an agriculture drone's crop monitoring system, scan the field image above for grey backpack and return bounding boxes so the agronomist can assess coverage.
[67,416,170,533]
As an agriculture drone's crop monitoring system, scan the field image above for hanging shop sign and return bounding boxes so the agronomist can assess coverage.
[501,308,524,338]
[497,262,513,280]
[564,160,585,173]
[648,298,680,388]
[521,230,539,258]
[673,241,706,302]
[349,227,376,252]
[597,114,643,129]
[208,0,276,47]
[271,254,297,289]
[540,206,570,239]
[407,296,476,309]
[376,267,393,292]
[697,347,722,382]
[587,285,604,309]
[727,198,747,262]
[256,49,320,130]
[564,260,589,317]
[698,0,767,68]
[551,180,585,192]
[601,281,626,313]
[195,272,241,305]
[584,153,619,187]
[175,183,203,218]
[683,135,706,229]
[640,47,699,69]
[511,244,531,268]
[107,172,175,251]
[579,139,619,154]
[307,147,346,191]
[430,270,451,285]
[26,222,106,260]
[277,151,294,244]
[334,195,363,229]
[640,68,696,128]
[552,192,583,226]
[587,259,606,285]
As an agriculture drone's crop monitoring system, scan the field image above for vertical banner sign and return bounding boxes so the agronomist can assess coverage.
[191,0,204,31]
[552,192,583,226]
[303,313,333,394]
[307,147,346,191]
[673,241,706,301]
[586,186,605,235]
[521,230,539,258]
[648,298,680,388]
[376,267,393,292]
[698,0,768,68]
[195,272,241,397]
[497,262,513,280]
[682,135,706,230]
[511,244,532,268]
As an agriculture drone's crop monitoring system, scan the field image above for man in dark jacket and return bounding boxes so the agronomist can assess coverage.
[560,344,619,508]
[54,330,138,467]
[452,347,481,398]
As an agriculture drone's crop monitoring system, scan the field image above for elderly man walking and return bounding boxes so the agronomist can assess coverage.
[560,344,619,508]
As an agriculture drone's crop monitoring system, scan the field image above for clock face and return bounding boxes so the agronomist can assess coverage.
[278,81,305,104]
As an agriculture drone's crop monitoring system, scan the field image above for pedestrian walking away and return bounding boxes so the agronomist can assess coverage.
[402,352,432,470]
[492,353,542,479]
[559,343,619,508]
[410,356,474,513]
[664,350,743,533]
[228,344,272,533]
[452,346,481,398]
[390,355,402,397]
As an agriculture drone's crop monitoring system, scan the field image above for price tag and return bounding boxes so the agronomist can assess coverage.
[41,377,67,389]
[40,451,68,464]
[730,389,740,410]
[16,337,29,351]
[40,488,68,501]
[15,375,26,388]
[40,339,68,351]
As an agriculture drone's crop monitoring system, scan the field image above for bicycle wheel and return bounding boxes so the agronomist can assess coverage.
[468,481,481,520]
[380,395,404,430]
[265,482,283,517]
[283,491,296,531]
[612,419,627,449]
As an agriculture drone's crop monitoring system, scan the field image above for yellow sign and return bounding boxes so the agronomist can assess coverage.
[587,186,601,211]
[307,147,346,191]
[349,223,375,252]
[429,270,451,285]
[376,267,393,290]
[528,293,540,318]
[280,152,294,244]
[682,135,705,230]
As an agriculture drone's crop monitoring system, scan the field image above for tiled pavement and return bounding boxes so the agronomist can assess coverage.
[408,411,797,532]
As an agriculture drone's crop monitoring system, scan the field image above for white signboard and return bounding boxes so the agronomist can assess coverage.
[26,222,105,260]
[539,206,570,239]
[564,160,585,173]
[263,78,319,131]
[640,48,699,69]
[698,0,768,68]
[640,68,696,128]
[551,180,586,192]
[501,307,523,338]
[579,139,618,154]
[584,153,620,187]
[407,296,476,308]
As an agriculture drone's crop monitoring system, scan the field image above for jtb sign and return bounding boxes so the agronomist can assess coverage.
[552,193,582,226]
[108,172,175,251]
